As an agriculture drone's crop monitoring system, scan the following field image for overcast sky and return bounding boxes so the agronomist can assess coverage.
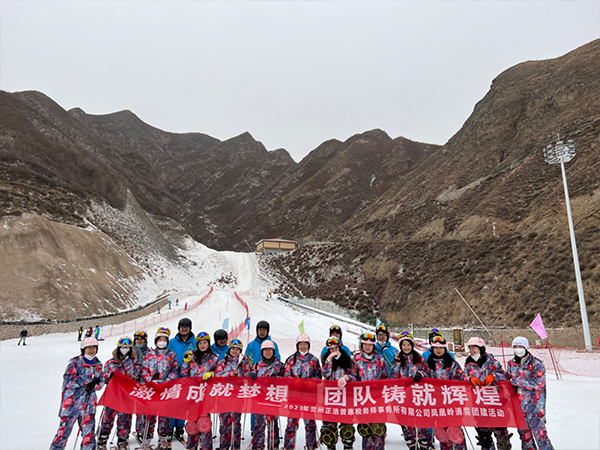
[1,2,599,161]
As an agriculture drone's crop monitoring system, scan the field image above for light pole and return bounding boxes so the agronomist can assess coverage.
[543,136,592,351]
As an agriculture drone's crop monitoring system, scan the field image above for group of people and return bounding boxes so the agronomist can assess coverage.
[50,319,553,450]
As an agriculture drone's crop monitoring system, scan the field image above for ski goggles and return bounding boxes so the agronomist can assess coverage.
[399,331,414,340]
[329,325,342,334]
[431,336,448,347]
[196,331,210,342]
[117,336,133,347]
[361,332,376,343]
[229,338,243,349]
[134,330,148,340]
[428,328,442,337]
[376,325,389,333]
[156,327,171,336]
[326,337,341,348]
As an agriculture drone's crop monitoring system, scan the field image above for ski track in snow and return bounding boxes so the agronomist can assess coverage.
[1,252,599,449]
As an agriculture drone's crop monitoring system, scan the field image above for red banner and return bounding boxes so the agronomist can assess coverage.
[100,371,526,429]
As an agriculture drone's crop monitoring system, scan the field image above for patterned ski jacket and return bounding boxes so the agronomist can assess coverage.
[252,357,283,378]
[102,349,142,384]
[215,354,251,378]
[141,348,179,383]
[180,350,220,378]
[390,352,428,379]
[322,354,355,381]
[464,353,508,382]
[58,355,104,417]
[283,352,322,379]
[375,341,399,373]
[352,351,389,381]
[423,356,465,381]
[507,353,548,415]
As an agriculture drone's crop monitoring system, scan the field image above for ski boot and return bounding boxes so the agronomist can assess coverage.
[117,438,130,450]
[97,433,110,450]
[157,434,170,450]
[405,438,417,450]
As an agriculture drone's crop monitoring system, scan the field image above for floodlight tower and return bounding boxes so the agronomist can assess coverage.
[543,136,592,351]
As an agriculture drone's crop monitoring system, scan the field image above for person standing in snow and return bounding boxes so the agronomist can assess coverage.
[321,336,357,450]
[49,338,104,450]
[93,326,100,340]
[97,336,142,450]
[422,336,466,450]
[77,327,83,342]
[166,318,196,443]
[180,331,220,450]
[132,330,153,443]
[464,337,512,450]
[390,331,433,450]
[168,300,172,309]
[211,329,229,361]
[139,327,179,450]
[350,332,389,450]
[507,337,555,450]
[375,324,398,372]
[282,334,322,450]
[249,340,283,450]
[320,325,352,360]
[214,339,251,450]
[422,328,456,361]
[18,327,28,345]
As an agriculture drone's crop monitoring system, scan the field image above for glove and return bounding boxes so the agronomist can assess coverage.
[413,372,423,383]
[469,377,481,386]
[337,376,348,388]
[249,371,257,381]
[183,351,193,363]
[85,377,100,392]
[483,374,495,386]
[202,372,214,381]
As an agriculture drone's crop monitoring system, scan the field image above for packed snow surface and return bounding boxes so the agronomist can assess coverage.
[1,252,599,449]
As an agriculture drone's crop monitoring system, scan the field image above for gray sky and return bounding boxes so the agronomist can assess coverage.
[1,1,599,161]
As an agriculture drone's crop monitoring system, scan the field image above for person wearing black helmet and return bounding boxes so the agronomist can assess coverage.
[244,320,281,366]
[211,329,229,361]
[166,317,196,443]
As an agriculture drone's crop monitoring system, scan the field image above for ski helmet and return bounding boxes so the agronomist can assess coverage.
[261,340,275,351]
[229,338,243,349]
[196,331,210,344]
[466,336,486,354]
[329,325,342,339]
[296,334,311,350]
[80,337,99,355]
[178,317,192,330]
[117,336,133,347]
[398,330,415,347]
[134,330,148,341]
[256,320,270,334]
[428,328,443,343]
[214,329,228,341]
[376,324,390,341]
[360,332,376,353]
[155,327,171,343]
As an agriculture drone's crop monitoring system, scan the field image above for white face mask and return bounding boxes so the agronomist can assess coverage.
[514,348,527,358]
[83,354,95,362]
[156,340,168,349]
[299,350,309,356]
[471,353,481,361]
[120,347,130,356]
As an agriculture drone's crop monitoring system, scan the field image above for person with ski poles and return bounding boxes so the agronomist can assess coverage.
[320,325,352,360]
[349,332,389,450]
[49,338,104,450]
[214,338,251,450]
[18,327,28,345]
[390,331,434,450]
[179,331,220,450]
[131,330,153,444]
[463,337,512,450]
[248,340,284,450]
[321,336,357,450]
[420,336,467,450]
[375,324,398,373]
[211,329,229,361]
[139,327,179,450]
[282,334,322,450]
[96,336,142,450]
[167,318,197,442]
[507,337,555,450]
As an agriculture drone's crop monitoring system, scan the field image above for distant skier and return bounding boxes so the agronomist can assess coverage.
[168,299,172,309]
[77,326,83,342]
[184,303,188,311]
[93,325,100,340]
[49,338,104,450]
[157,306,161,314]
[18,327,28,346]
[176,298,179,307]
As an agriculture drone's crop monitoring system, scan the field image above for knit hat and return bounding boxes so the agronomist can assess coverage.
[512,336,529,349]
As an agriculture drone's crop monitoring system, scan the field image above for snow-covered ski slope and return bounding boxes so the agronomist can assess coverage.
[1,251,599,450]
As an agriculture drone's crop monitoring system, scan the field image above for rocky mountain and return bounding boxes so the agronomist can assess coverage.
[1,39,599,327]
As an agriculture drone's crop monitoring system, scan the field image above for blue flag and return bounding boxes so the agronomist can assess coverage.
[376,318,382,328]
[222,318,229,329]
[245,317,251,330]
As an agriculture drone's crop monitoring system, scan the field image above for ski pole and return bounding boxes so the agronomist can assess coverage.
[463,426,475,450]
[72,426,81,450]
[241,413,247,441]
